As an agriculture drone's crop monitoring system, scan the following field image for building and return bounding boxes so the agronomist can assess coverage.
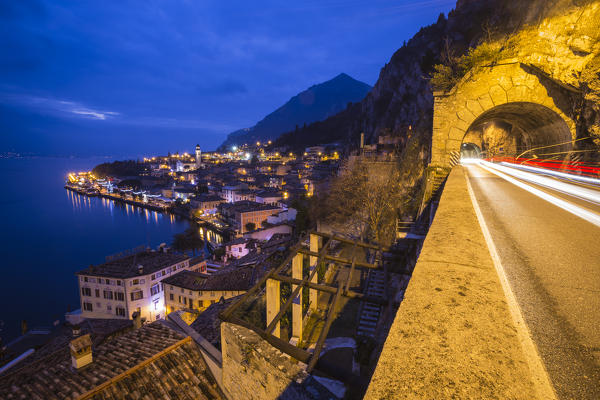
[221,184,250,203]
[175,160,197,172]
[190,193,226,215]
[0,321,223,399]
[195,144,202,168]
[75,249,205,322]
[255,190,282,205]
[224,237,256,260]
[218,201,281,233]
[162,266,255,313]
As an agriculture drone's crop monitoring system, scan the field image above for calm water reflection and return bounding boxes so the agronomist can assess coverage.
[0,157,189,343]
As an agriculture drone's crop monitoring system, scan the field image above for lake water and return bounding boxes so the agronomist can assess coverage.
[0,157,189,343]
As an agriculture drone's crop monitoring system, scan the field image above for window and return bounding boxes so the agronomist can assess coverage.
[169,293,174,301]
[132,279,139,286]
[150,284,160,296]
[90,278,96,283]
[117,280,122,286]
[98,278,103,284]
[183,297,187,305]
[106,304,112,311]
[115,292,125,301]
[83,302,93,311]
[95,289,100,298]
[151,274,155,280]
[81,287,92,297]
[106,279,111,285]
[130,290,143,301]
[140,279,145,284]
[116,307,126,317]
[84,276,89,282]
[103,290,113,300]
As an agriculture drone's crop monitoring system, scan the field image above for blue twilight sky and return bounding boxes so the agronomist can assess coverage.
[0,0,456,158]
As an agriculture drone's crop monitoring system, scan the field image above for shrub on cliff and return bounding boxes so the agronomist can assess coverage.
[431,40,515,92]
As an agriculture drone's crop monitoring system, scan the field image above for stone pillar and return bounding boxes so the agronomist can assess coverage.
[309,233,322,310]
[291,253,303,341]
[266,279,281,338]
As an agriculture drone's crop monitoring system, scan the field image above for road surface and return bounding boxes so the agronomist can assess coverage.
[464,161,600,400]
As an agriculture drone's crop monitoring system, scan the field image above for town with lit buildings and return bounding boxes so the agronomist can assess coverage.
[59,141,342,322]
[3,0,600,399]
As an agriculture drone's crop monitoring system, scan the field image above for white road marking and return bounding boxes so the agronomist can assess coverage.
[476,161,600,228]
[464,166,558,400]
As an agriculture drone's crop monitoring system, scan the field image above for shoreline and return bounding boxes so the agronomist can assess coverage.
[64,184,231,240]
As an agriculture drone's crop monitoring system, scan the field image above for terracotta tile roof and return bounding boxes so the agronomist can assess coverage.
[0,322,223,400]
[76,251,189,279]
[161,266,255,292]
[189,296,241,350]
[1,319,133,374]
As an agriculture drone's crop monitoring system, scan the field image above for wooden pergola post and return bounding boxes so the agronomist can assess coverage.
[266,278,281,338]
[309,233,322,310]
[291,253,303,341]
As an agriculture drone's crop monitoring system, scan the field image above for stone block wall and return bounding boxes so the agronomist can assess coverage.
[221,322,311,400]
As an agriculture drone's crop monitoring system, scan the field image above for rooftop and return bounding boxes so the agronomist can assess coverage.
[162,266,256,292]
[220,200,280,214]
[193,193,225,202]
[0,322,223,400]
[76,251,189,279]
[189,296,241,350]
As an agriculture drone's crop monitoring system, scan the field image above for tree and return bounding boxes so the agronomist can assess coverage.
[172,225,204,255]
[245,222,256,232]
[323,159,408,245]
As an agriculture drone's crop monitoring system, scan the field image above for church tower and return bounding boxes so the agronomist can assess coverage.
[195,144,202,168]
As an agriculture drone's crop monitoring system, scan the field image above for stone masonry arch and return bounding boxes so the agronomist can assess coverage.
[431,61,578,168]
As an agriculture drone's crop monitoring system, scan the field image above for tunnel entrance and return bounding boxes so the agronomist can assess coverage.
[461,102,573,160]
[460,143,483,159]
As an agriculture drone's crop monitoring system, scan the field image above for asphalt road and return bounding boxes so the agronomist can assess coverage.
[464,163,600,400]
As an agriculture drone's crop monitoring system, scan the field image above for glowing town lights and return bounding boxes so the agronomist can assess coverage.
[304,152,308,156]
[256,141,261,146]
[283,191,289,199]
[289,153,293,157]
[245,152,251,160]
[268,140,272,144]
[232,146,238,151]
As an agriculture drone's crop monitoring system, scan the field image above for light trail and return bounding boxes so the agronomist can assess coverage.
[463,159,600,228]
[499,162,600,186]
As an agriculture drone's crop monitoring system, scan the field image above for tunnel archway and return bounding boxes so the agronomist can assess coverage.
[460,102,573,159]
[431,62,577,168]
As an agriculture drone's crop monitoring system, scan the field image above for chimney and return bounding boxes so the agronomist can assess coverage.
[137,264,144,275]
[360,132,365,149]
[70,333,93,370]
[132,311,142,329]
[72,324,81,337]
